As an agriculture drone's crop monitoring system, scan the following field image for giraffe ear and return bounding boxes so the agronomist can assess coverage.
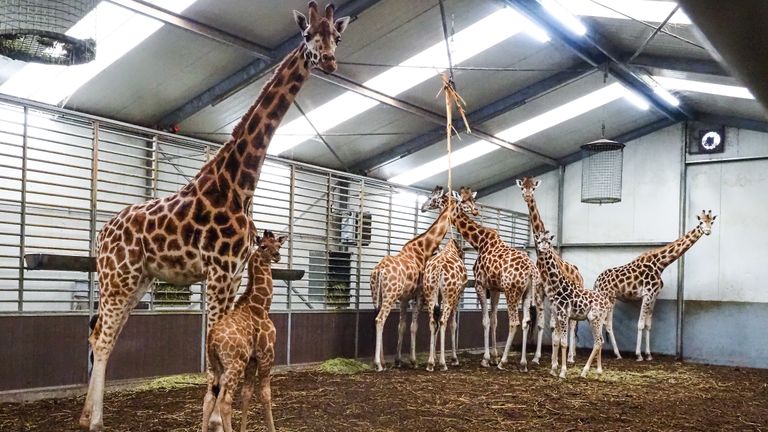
[334,16,350,34]
[255,236,262,245]
[451,190,461,201]
[471,191,477,199]
[278,235,288,245]
[516,179,523,188]
[325,2,335,20]
[712,215,717,221]
[294,10,309,31]
[534,180,541,188]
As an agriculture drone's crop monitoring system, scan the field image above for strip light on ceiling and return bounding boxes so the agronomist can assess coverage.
[653,76,754,99]
[540,0,587,35]
[389,82,644,186]
[268,7,549,156]
[0,0,198,105]
[563,0,691,24]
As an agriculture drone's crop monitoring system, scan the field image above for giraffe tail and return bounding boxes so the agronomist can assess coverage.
[371,268,382,311]
[433,272,444,323]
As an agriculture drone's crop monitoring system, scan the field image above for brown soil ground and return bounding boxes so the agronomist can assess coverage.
[2,351,767,432]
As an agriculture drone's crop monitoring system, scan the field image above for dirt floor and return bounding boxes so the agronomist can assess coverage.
[2,351,767,432]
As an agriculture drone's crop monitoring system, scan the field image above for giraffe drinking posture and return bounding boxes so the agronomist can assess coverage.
[423,187,536,371]
[535,231,611,379]
[202,231,285,432]
[80,3,350,430]
[423,238,468,372]
[595,210,717,361]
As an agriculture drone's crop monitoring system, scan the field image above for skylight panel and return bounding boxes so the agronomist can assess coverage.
[565,0,691,24]
[652,76,754,99]
[268,7,548,156]
[540,0,587,36]
[389,83,642,186]
[0,0,198,105]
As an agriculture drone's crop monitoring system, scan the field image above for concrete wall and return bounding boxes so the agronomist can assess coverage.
[480,123,768,368]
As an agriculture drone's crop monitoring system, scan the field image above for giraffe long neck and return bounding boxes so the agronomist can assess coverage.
[451,211,502,253]
[403,202,454,264]
[648,225,705,270]
[524,196,546,236]
[539,246,563,296]
[238,255,273,312]
[194,45,311,205]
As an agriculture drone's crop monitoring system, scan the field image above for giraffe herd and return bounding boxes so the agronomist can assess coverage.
[75,3,719,431]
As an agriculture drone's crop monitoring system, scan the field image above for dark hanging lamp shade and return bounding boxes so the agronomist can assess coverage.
[581,138,625,204]
[0,0,96,65]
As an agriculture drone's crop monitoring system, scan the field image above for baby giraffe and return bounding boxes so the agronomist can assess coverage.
[535,231,611,379]
[423,238,468,371]
[202,230,286,432]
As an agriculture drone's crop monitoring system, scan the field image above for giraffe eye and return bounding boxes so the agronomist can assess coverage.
[335,36,341,44]
[304,33,312,42]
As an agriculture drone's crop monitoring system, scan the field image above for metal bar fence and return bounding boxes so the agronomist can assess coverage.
[0,96,530,318]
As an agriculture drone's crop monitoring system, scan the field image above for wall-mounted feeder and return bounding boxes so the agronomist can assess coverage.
[0,0,96,65]
[580,138,625,204]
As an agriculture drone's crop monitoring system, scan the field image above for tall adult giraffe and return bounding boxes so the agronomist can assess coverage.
[79,3,350,430]
[423,187,536,371]
[594,210,717,361]
[517,177,584,363]
[370,187,477,372]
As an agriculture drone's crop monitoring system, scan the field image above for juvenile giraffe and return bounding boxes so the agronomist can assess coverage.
[370,187,476,372]
[423,238,468,372]
[517,177,584,363]
[79,3,350,430]
[595,210,717,361]
[535,231,611,379]
[201,230,285,432]
[423,186,536,371]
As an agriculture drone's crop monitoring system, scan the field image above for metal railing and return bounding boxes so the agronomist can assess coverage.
[0,95,530,315]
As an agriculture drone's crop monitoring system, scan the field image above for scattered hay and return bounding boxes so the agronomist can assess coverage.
[317,358,371,375]
[130,373,206,392]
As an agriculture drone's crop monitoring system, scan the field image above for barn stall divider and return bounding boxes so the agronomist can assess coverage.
[0,95,531,393]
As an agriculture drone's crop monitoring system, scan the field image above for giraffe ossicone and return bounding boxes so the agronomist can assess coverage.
[79,3,350,431]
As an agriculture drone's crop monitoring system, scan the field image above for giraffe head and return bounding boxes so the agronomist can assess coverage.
[696,210,717,235]
[254,230,288,263]
[516,177,541,200]
[293,1,350,73]
[420,186,446,212]
[420,185,479,216]
[534,230,555,253]
[457,186,480,216]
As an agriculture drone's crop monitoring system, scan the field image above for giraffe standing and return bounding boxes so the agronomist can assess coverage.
[423,187,536,371]
[517,177,584,363]
[594,210,717,361]
[370,187,477,372]
[423,238,468,372]
[201,230,285,432]
[535,231,611,379]
[79,3,350,430]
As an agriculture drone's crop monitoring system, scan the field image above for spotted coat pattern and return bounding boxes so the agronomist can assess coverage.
[201,231,285,432]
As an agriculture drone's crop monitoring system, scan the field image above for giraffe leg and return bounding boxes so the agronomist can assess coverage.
[489,290,501,365]
[395,301,408,368]
[239,360,258,432]
[255,332,276,432]
[374,299,393,372]
[438,302,452,370]
[410,295,421,368]
[644,298,657,361]
[201,370,219,432]
[217,368,242,432]
[581,314,605,378]
[499,298,520,371]
[556,315,569,379]
[450,309,460,366]
[605,305,622,359]
[476,284,491,368]
[426,295,437,372]
[635,297,652,361]
[550,317,561,377]
[81,272,152,432]
[532,288,545,365]
[567,319,577,364]
[519,289,531,371]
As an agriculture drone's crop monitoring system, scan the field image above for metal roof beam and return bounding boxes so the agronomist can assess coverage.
[476,117,677,197]
[156,0,383,127]
[313,73,560,167]
[505,0,692,121]
[628,54,729,77]
[350,67,590,174]
[696,113,768,133]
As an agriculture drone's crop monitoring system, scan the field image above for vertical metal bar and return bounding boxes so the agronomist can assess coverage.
[387,188,393,254]
[675,123,688,360]
[151,135,159,199]
[286,165,296,365]
[88,121,100,321]
[325,173,332,310]
[354,179,364,358]
[18,106,28,312]
[556,165,565,252]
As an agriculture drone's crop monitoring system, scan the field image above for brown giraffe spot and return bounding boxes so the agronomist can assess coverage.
[193,199,211,225]
[232,238,245,256]
[167,238,182,252]
[204,227,220,250]
[218,242,231,256]
[174,200,192,220]
[220,224,236,238]
[164,218,178,234]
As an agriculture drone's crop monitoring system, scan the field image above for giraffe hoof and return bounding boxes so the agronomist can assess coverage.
[374,364,384,372]
[580,371,588,379]
[78,413,91,429]
[645,355,653,361]
[596,368,603,375]
[441,364,448,371]
[88,421,104,432]
[567,359,575,365]
[496,362,506,371]
[451,359,460,367]
[636,355,644,362]
[426,363,434,372]
[480,359,490,368]
[394,359,403,368]
[549,368,558,377]
[615,354,623,360]
[559,372,567,379]
[519,364,529,373]
[531,359,540,366]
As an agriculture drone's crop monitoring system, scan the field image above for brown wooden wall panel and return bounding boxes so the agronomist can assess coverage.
[0,315,89,391]
[269,313,288,366]
[457,311,512,350]
[289,312,358,364]
[107,313,202,381]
